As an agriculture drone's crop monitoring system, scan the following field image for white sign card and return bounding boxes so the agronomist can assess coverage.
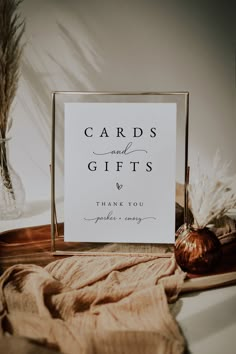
[64,102,176,243]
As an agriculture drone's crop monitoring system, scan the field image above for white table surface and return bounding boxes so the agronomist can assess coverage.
[1,199,236,354]
[176,285,236,354]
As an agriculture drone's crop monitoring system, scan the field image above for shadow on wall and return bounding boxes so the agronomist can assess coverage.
[20,21,102,174]
[18,0,236,179]
[48,22,101,90]
[20,58,51,147]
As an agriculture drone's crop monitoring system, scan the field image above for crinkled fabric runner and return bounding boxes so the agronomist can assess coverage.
[0,254,186,354]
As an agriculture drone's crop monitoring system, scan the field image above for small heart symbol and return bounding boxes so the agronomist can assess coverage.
[116,183,123,190]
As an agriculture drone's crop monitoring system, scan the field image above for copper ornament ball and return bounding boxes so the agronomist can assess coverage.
[174,226,222,274]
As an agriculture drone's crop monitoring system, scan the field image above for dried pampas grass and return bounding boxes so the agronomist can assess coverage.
[0,0,25,138]
[189,151,236,229]
[0,0,25,195]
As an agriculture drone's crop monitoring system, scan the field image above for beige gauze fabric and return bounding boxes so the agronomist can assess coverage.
[0,253,186,354]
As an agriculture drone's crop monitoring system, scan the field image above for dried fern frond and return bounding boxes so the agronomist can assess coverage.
[0,0,25,138]
[189,150,236,229]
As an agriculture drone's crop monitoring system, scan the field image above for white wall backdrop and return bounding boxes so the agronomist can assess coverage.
[10,0,236,204]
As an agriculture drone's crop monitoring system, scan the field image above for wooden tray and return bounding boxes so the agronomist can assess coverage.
[1,224,236,293]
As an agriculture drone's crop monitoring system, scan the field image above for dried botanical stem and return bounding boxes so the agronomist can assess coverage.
[0,140,15,197]
[189,151,236,229]
[0,0,25,195]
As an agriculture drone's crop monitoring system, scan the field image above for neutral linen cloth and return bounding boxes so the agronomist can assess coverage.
[0,253,186,354]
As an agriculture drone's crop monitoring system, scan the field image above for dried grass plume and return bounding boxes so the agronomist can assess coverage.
[189,151,236,229]
[0,0,25,197]
[0,0,25,139]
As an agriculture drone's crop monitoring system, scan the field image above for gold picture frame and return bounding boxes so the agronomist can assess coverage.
[51,91,189,255]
